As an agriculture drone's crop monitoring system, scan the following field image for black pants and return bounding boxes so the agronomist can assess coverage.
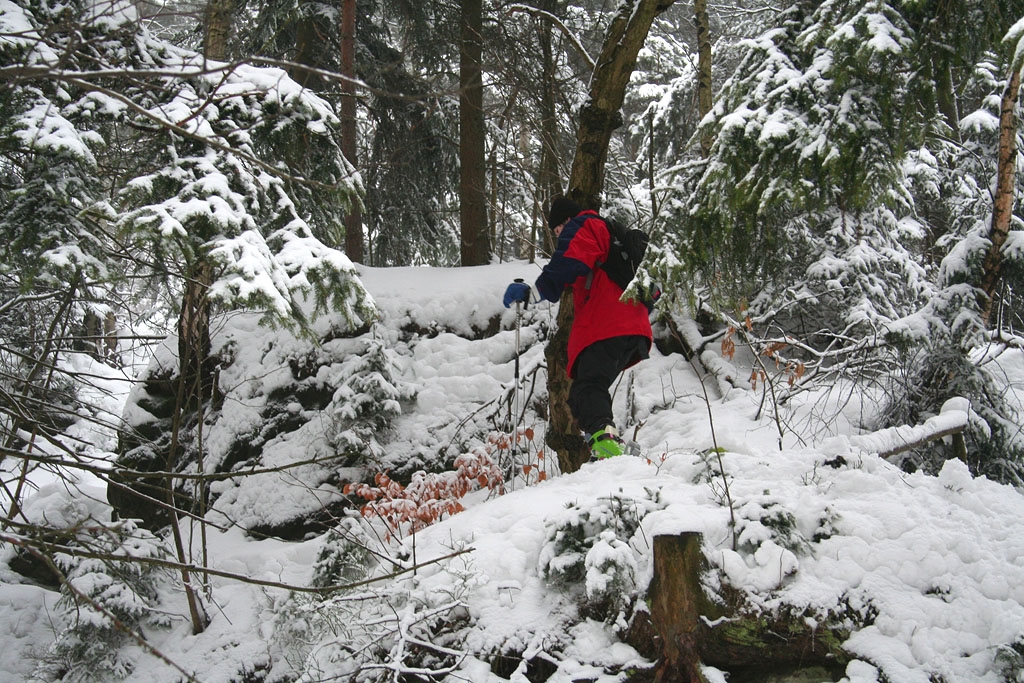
[568,335,649,435]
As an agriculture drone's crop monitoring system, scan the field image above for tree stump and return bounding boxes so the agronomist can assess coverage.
[646,534,850,682]
[649,533,716,683]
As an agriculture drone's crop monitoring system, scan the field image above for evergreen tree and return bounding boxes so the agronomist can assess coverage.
[650,0,1024,481]
[0,0,136,449]
[671,0,928,283]
[884,49,1024,484]
[0,0,372,571]
[232,0,463,266]
[38,520,169,683]
[357,0,463,266]
[360,34,460,266]
[648,1,937,369]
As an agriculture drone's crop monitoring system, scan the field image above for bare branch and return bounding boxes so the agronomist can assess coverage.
[505,4,596,70]
[2,529,472,595]
[16,541,205,683]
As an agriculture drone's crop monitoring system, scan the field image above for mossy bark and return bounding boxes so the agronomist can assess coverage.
[649,533,715,683]
[545,294,589,473]
[547,0,678,472]
[646,534,851,682]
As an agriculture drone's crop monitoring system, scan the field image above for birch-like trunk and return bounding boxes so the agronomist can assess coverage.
[980,68,1021,328]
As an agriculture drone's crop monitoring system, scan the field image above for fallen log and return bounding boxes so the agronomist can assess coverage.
[844,407,968,460]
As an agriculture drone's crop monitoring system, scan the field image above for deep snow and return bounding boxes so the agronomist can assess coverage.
[3,262,1024,683]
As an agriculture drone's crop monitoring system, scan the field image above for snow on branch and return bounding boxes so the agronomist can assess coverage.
[1005,15,1024,74]
[506,4,596,70]
[828,399,971,460]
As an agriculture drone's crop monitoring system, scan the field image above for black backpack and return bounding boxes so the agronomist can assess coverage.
[599,217,650,291]
[589,216,661,310]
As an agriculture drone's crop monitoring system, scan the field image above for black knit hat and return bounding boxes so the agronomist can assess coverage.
[547,196,581,231]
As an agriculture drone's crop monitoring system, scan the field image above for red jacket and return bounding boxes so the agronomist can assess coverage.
[535,210,653,377]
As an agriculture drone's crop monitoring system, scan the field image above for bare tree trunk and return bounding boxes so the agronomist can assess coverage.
[933,51,959,138]
[537,0,562,258]
[341,0,364,262]
[695,0,713,158]
[548,0,677,473]
[178,260,216,410]
[173,259,213,635]
[289,7,326,90]
[980,68,1020,327]
[203,0,233,61]
[460,0,490,265]
[566,0,677,207]
[103,310,117,360]
[546,299,587,472]
[166,4,232,630]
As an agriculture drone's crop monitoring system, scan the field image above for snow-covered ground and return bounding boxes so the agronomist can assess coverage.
[3,262,1024,683]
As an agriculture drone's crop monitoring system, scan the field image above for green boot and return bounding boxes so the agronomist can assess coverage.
[588,426,625,461]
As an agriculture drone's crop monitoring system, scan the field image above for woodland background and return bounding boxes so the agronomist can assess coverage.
[5,0,1024,680]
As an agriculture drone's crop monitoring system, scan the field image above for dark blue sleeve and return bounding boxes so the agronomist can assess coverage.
[535,219,591,302]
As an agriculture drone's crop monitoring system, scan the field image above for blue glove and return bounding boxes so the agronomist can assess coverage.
[503,281,531,308]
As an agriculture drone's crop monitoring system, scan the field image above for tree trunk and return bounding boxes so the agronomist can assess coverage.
[173,258,213,635]
[288,5,327,90]
[980,68,1020,327]
[566,0,677,207]
[460,0,490,265]
[649,534,714,683]
[646,534,850,681]
[171,6,232,632]
[203,0,233,61]
[178,260,216,411]
[537,0,562,258]
[695,0,713,158]
[546,298,589,473]
[341,0,364,262]
[548,0,677,473]
[933,51,959,138]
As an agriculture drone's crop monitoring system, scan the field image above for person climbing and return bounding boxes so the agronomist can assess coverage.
[503,195,652,460]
